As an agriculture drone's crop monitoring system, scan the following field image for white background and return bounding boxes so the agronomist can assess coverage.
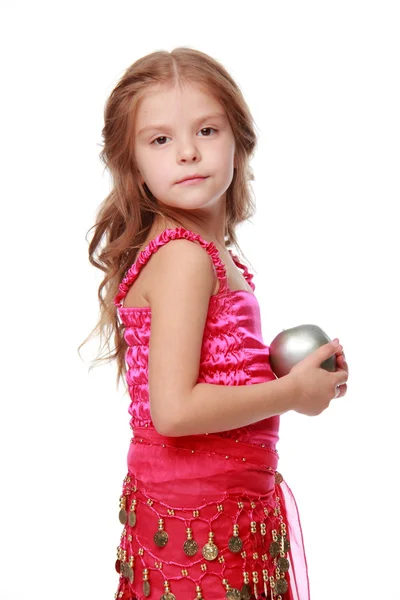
[1,1,399,599]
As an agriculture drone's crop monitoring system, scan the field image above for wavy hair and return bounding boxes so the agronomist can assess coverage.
[79,47,258,387]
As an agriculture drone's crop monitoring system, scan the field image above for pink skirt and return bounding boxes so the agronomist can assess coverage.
[114,427,310,600]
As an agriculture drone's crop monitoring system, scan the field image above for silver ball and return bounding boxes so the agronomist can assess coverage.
[269,324,337,378]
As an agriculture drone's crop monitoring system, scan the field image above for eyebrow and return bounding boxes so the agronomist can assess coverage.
[137,112,227,137]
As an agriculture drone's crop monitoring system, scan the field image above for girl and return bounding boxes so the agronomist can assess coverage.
[83,47,348,600]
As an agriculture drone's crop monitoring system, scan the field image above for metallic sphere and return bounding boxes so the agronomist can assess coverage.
[269,324,337,378]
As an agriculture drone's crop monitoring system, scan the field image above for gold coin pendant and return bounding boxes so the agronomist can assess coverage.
[202,542,218,560]
[154,530,169,547]
[228,536,243,553]
[183,539,198,556]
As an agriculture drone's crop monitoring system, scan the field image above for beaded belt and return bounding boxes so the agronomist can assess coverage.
[114,428,310,600]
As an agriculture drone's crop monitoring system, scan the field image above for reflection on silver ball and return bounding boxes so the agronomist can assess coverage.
[269,324,337,378]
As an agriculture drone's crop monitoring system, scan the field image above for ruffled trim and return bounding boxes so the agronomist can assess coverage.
[114,227,229,308]
[228,249,256,291]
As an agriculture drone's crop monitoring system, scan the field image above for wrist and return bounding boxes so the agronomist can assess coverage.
[281,372,298,413]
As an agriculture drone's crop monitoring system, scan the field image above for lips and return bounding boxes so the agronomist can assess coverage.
[176,175,208,184]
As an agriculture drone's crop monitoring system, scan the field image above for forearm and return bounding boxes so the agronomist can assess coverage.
[164,376,296,437]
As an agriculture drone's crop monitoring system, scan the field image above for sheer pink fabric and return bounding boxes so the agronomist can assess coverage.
[113,227,310,599]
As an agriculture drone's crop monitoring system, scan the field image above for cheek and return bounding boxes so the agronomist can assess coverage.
[147,162,171,190]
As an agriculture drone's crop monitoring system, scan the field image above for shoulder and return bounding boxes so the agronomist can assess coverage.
[146,238,218,303]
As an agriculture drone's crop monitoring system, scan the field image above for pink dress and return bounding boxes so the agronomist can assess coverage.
[113,227,310,600]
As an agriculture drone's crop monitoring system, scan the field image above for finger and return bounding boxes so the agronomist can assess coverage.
[336,354,348,373]
[337,354,349,377]
[334,383,347,398]
[312,341,342,366]
[335,367,348,386]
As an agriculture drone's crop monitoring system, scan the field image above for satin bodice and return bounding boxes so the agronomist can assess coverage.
[114,227,280,448]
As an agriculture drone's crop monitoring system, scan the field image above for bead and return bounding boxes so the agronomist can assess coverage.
[277,534,290,553]
[160,581,176,600]
[194,584,204,600]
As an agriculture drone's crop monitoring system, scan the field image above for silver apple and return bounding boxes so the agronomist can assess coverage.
[269,324,337,378]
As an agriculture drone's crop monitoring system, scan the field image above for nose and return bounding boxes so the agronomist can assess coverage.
[177,137,201,163]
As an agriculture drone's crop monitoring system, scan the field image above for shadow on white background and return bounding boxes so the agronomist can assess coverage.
[1,1,399,599]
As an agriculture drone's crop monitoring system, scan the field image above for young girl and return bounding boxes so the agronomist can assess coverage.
[84,47,348,600]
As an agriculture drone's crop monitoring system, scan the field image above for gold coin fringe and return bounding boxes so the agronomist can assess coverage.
[115,471,291,599]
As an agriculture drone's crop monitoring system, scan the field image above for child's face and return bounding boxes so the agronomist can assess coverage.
[133,82,236,213]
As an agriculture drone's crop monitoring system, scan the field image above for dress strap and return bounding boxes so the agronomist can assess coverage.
[228,250,256,291]
[114,227,230,308]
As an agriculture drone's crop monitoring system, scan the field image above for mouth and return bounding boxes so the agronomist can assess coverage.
[176,175,209,185]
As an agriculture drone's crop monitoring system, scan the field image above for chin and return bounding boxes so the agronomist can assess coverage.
[158,195,214,210]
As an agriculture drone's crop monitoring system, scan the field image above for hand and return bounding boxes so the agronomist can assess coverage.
[288,341,349,416]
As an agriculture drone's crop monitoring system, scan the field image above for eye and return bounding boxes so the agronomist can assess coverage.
[198,127,217,136]
[151,136,171,146]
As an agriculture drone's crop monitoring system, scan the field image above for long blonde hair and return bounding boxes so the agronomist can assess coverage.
[80,47,258,387]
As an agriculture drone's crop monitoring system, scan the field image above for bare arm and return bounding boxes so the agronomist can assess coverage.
[146,239,296,437]
[169,376,296,437]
